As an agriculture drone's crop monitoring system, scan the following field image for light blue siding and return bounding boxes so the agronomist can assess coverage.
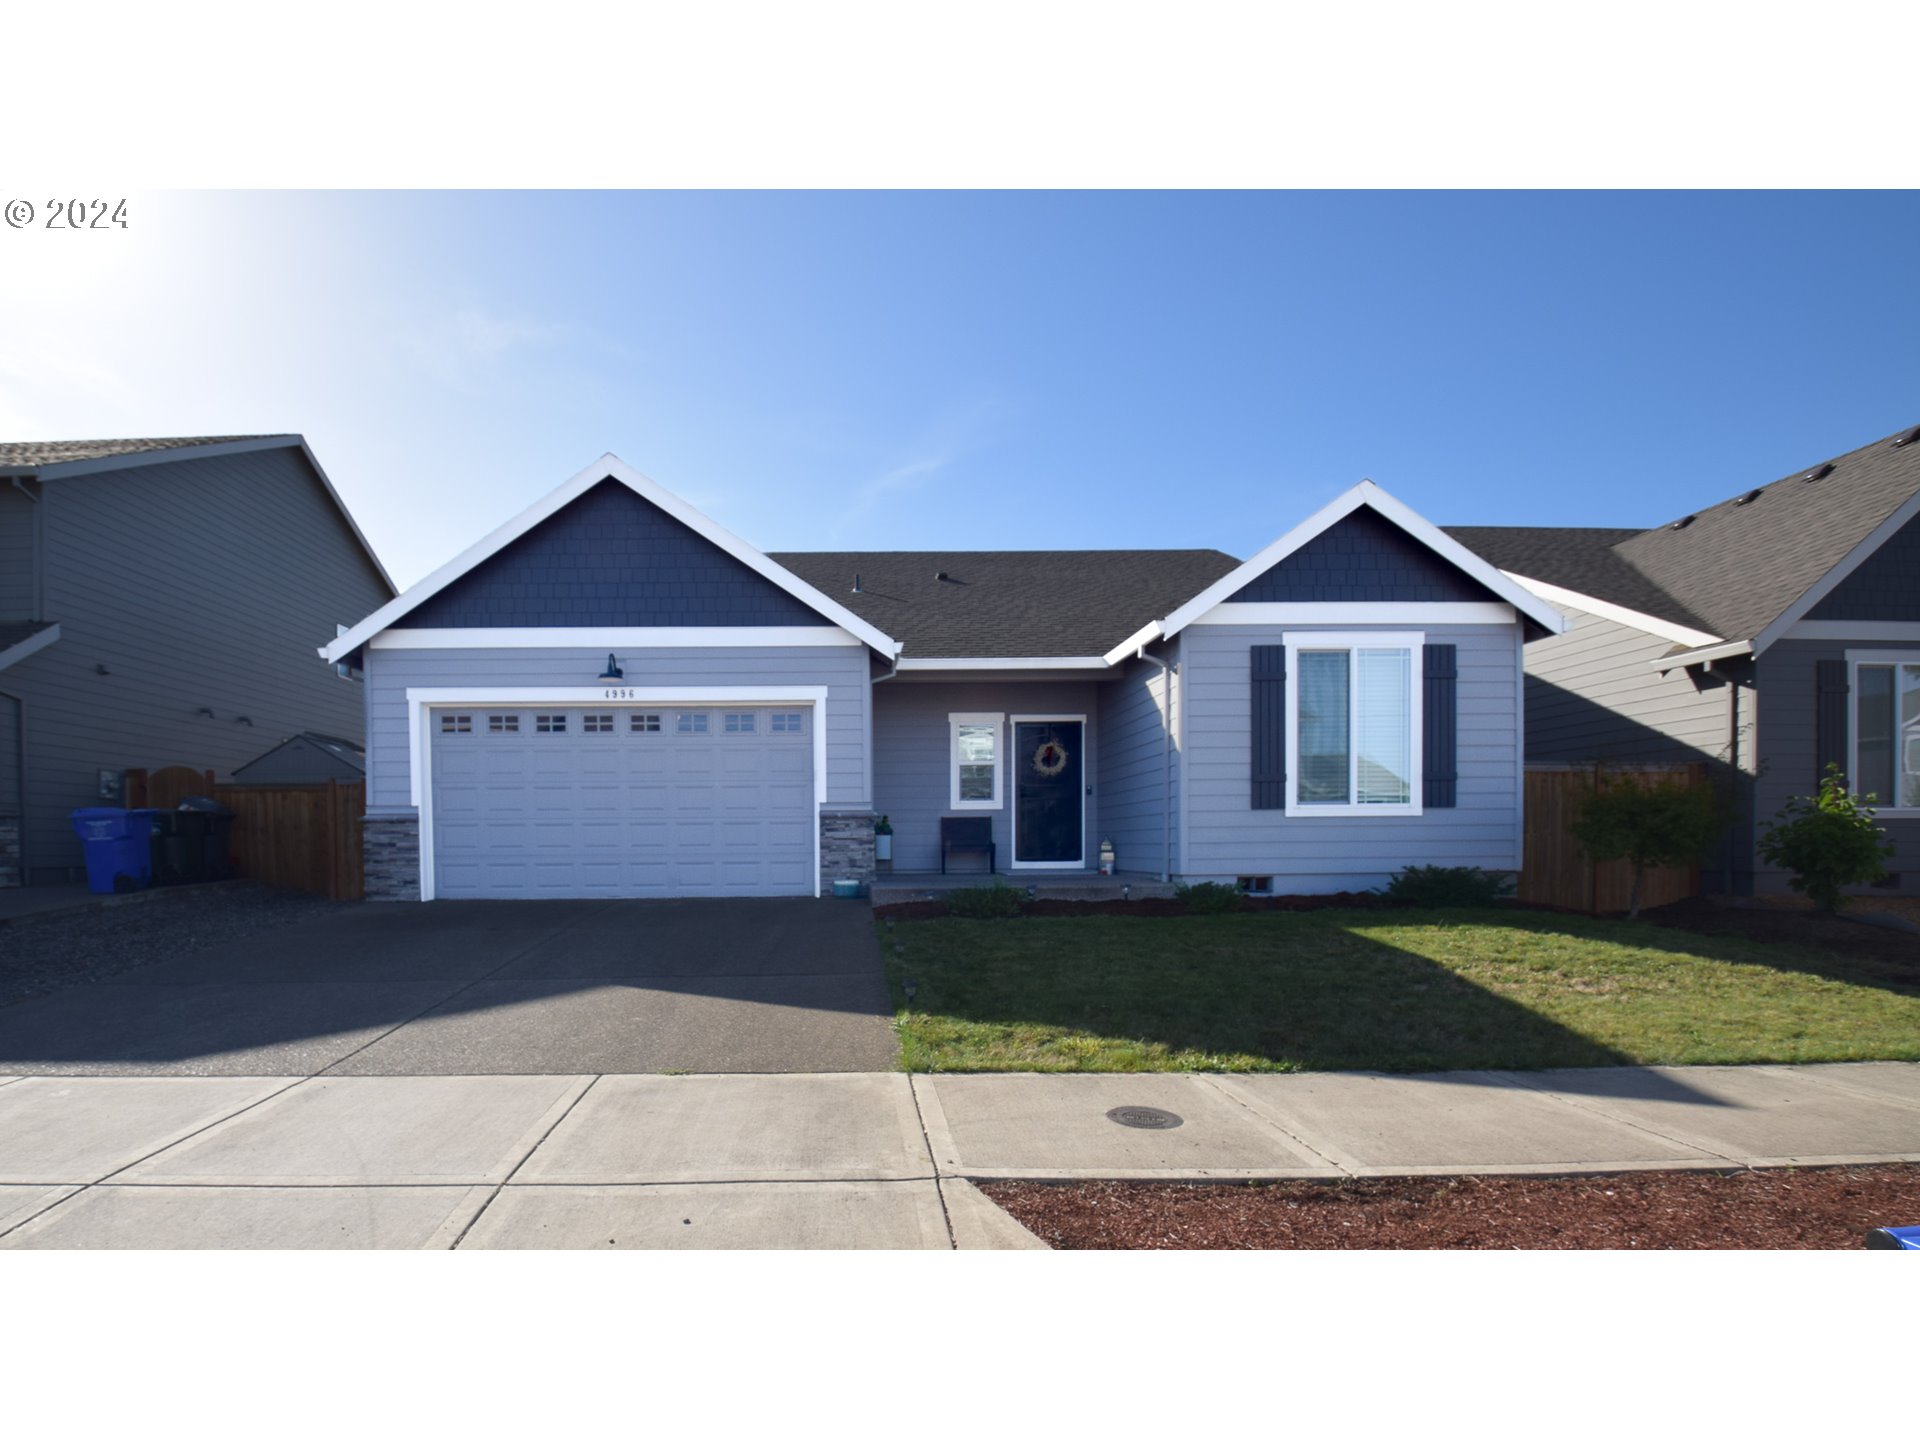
[872,680,1102,873]
[364,644,871,814]
[1177,623,1524,887]
[1097,648,1179,876]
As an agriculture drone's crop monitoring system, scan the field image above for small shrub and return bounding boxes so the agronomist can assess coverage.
[1380,865,1514,908]
[1571,774,1724,919]
[1175,881,1242,915]
[1757,764,1895,913]
[946,883,1024,919]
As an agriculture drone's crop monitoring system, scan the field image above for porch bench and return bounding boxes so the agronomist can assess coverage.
[940,816,996,875]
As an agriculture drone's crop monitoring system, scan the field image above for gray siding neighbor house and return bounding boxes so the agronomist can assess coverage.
[0,436,394,884]
[323,455,1563,901]
[1449,420,1920,896]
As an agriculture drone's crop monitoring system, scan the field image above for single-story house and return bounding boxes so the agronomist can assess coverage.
[322,455,1565,901]
[1450,419,1920,896]
[230,732,367,785]
[0,435,394,885]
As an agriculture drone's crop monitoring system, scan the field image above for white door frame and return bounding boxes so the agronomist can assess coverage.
[407,685,829,900]
[1008,713,1088,869]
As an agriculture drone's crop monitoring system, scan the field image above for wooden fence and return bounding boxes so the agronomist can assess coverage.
[125,767,364,901]
[1518,763,1706,914]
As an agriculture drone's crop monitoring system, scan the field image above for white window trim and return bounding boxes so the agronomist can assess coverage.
[1009,714,1089,869]
[406,685,829,901]
[1282,631,1425,818]
[949,712,1004,811]
[1846,650,1920,817]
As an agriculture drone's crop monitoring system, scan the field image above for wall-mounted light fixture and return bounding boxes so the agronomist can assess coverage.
[94,663,111,676]
[597,654,624,681]
[235,716,254,726]
[196,707,216,719]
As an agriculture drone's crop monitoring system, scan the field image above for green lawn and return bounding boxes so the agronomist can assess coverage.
[881,908,1920,1073]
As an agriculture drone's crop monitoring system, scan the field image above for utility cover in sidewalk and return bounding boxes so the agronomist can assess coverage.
[1106,1106,1183,1130]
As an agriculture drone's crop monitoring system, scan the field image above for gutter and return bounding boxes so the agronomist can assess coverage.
[1134,645,1176,882]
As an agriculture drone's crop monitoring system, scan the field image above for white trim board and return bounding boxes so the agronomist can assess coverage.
[404,684,831,901]
[370,626,860,650]
[897,656,1108,671]
[1100,480,1566,665]
[1500,574,1721,648]
[1650,639,1754,673]
[1191,602,1515,626]
[0,622,60,674]
[323,455,901,664]
[1784,621,1920,642]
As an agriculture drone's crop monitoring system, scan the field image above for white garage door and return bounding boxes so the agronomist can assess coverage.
[429,705,815,899]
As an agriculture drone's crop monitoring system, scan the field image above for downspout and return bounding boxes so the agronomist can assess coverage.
[1723,667,1741,897]
[0,685,27,886]
[1136,646,1175,882]
[869,651,900,817]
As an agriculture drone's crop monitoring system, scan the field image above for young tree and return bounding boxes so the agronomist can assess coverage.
[1571,773,1723,920]
[1757,764,1895,913]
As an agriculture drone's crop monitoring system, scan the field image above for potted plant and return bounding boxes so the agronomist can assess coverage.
[873,814,893,863]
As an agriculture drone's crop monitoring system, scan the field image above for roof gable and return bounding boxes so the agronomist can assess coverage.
[1229,505,1501,605]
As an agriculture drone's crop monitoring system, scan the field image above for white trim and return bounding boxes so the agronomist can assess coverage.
[1649,639,1754,672]
[323,455,901,663]
[1191,601,1516,626]
[370,626,860,650]
[1009,714,1088,868]
[1281,631,1424,818]
[1753,485,1920,657]
[1101,480,1566,665]
[406,684,830,901]
[897,656,1109,671]
[0,622,60,673]
[1500,573,1722,648]
[948,711,1004,811]
[1785,621,1920,643]
[1846,651,1920,818]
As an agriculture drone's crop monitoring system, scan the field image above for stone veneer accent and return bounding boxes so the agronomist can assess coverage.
[0,816,19,888]
[819,808,876,893]
[364,813,421,902]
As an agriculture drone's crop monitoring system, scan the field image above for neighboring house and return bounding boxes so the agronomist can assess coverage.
[323,455,1563,901]
[1449,420,1920,897]
[230,732,366,785]
[0,436,394,884]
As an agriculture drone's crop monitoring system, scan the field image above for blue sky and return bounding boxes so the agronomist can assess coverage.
[5,190,1916,588]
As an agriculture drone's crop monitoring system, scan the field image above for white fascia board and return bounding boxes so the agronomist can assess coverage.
[1784,620,1920,642]
[323,455,901,663]
[1190,601,1516,626]
[1106,481,1567,665]
[896,656,1109,671]
[1503,573,1721,648]
[1649,639,1753,672]
[1100,621,1165,668]
[0,622,60,673]
[1751,485,1920,658]
[370,626,859,650]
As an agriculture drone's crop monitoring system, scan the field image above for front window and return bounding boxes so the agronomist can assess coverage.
[949,712,1003,809]
[1854,659,1920,810]
[1287,634,1421,815]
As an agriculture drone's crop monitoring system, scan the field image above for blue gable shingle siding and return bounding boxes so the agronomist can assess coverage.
[395,479,826,628]
[1231,507,1497,604]
[1805,510,1920,621]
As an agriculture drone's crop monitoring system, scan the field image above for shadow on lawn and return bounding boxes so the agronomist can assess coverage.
[884,912,1733,1102]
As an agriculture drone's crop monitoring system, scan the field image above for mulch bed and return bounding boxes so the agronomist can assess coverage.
[1647,896,1919,971]
[982,1166,1920,1249]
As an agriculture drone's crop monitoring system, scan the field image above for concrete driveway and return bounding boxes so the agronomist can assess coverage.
[0,899,898,1076]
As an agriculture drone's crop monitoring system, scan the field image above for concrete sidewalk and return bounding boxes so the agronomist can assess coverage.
[2,1063,1916,1249]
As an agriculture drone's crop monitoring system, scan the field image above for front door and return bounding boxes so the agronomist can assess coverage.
[1013,719,1084,866]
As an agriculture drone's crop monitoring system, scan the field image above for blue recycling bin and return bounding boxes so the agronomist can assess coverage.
[70,807,162,894]
[1866,1225,1920,1250]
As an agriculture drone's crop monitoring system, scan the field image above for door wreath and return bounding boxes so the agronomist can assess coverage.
[1031,737,1069,777]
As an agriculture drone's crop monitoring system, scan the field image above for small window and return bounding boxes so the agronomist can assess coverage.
[1236,876,1273,895]
[1852,659,1920,811]
[630,713,661,733]
[584,713,614,733]
[770,711,805,734]
[439,714,472,734]
[1286,634,1421,816]
[488,714,518,733]
[724,712,756,734]
[949,713,1003,809]
[677,712,709,734]
[536,713,567,734]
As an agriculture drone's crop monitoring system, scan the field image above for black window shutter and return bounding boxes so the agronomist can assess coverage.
[1251,644,1287,810]
[1423,643,1458,808]
[1815,658,1849,787]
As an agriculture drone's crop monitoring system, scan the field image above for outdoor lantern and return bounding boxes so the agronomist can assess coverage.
[598,654,624,681]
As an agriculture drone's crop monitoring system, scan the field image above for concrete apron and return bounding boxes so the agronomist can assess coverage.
[3,1064,1918,1247]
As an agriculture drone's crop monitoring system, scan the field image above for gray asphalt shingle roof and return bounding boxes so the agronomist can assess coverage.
[1448,422,1920,642]
[771,549,1242,658]
[0,436,288,471]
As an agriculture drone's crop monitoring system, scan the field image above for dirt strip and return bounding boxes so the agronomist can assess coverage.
[981,1165,1920,1249]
